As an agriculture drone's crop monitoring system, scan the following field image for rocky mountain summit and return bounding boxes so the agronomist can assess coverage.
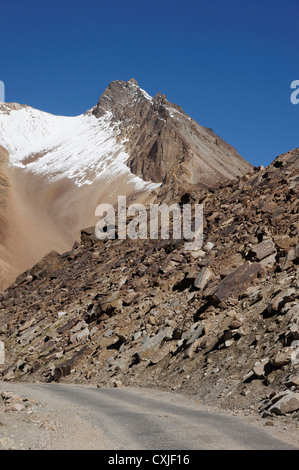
[0,147,298,420]
[91,78,252,200]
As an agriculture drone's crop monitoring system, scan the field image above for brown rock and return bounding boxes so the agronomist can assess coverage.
[149,343,174,364]
[123,291,141,306]
[30,251,64,278]
[247,240,276,261]
[80,226,98,246]
[286,375,299,389]
[229,320,243,330]
[96,292,122,317]
[208,262,261,305]
[137,326,174,361]
[252,358,271,379]
[271,349,293,368]
[267,288,296,313]
[273,235,294,250]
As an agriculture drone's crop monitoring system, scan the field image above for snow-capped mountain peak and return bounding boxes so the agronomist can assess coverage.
[0,98,159,189]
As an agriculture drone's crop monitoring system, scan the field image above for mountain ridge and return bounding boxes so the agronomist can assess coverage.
[91,79,252,199]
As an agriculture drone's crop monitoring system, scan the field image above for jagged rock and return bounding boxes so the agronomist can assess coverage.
[95,292,122,317]
[184,338,203,358]
[286,375,299,389]
[3,371,15,381]
[278,247,298,270]
[122,291,142,306]
[112,380,123,388]
[274,235,295,250]
[268,392,299,415]
[258,253,277,271]
[228,319,243,330]
[137,326,174,361]
[182,323,205,349]
[70,327,90,344]
[267,288,297,314]
[53,345,92,381]
[252,358,272,379]
[247,240,277,261]
[284,323,299,347]
[208,262,261,305]
[271,349,293,368]
[203,242,214,252]
[194,267,214,290]
[149,343,174,364]
[18,325,40,345]
[190,249,206,259]
[80,227,98,246]
[30,251,63,278]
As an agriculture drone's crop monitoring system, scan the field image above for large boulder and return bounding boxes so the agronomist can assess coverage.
[207,262,261,306]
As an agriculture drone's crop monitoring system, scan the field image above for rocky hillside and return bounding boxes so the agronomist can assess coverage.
[0,148,298,419]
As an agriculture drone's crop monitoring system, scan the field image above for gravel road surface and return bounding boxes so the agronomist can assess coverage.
[0,382,298,450]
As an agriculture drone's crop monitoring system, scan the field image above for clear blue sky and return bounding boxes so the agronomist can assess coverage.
[1,0,298,167]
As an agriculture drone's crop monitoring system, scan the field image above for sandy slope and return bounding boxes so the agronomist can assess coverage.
[0,101,160,291]
[0,159,157,291]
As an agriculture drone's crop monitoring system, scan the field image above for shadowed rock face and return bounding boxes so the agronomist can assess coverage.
[92,79,252,200]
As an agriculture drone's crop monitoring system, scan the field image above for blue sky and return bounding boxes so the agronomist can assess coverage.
[1,0,298,167]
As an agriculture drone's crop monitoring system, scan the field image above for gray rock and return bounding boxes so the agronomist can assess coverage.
[0,341,4,364]
[252,358,271,379]
[194,267,214,290]
[247,239,276,261]
[182,323,205,348]
[268,391,299,415]
[137,326,174,361]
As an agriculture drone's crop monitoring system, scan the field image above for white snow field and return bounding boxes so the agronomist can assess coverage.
[0,103,160,189]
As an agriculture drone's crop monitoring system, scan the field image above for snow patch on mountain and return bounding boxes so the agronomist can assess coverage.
[0,104,160,189]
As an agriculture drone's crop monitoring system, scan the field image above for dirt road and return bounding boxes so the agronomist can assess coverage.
[0,382,298,450]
